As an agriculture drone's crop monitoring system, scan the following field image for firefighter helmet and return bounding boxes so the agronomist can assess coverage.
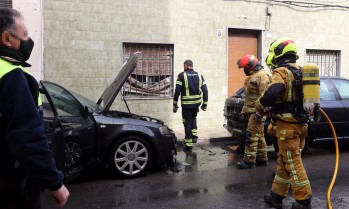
[236,54,258,71]
[265,53,277,72]
[265,53,276,67]
[269,38,297,59]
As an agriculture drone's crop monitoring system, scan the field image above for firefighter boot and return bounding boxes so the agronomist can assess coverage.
[236,161,255,169]
[192,136,198,143]
[292,198,312,209]
[256,159,268,166]
[264,191,284,209]
[183,146,192,152]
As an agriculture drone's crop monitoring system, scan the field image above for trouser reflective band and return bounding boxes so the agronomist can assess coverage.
[184,138,193,147]
[272,120,312,200]
[192,129,197,138]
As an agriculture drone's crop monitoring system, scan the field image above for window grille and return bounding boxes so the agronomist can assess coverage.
[305,49,340,76]
[122,43,174,99]
[0,0,12,7]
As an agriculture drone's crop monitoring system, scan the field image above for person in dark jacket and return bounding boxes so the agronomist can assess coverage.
[0,8,69,209]
[173,60,208,151]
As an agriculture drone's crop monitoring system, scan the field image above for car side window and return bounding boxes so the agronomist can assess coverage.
[43,82,85,117]
[320,80,336,101]
[41,93,55,118]
[333,79,349,100]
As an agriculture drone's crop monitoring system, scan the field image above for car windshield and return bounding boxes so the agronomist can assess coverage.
[234,88,245,97]
[70,90,103,112]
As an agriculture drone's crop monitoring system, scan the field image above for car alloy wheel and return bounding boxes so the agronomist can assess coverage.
[65,141,81,167]
[108,136,152,178]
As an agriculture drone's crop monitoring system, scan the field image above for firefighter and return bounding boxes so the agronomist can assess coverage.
[235,54,270,169]
[173,60,208,151]
[256,38,312,209]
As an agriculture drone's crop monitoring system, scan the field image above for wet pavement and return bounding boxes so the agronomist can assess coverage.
[42,131,349,209]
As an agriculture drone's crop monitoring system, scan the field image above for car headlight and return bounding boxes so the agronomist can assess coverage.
[159,125,170,135]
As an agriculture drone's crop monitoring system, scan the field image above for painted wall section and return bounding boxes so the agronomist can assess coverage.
[42,0,349,131]
[13,0,43,81]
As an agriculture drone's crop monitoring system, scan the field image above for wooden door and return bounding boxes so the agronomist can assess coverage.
[228,29,259,96]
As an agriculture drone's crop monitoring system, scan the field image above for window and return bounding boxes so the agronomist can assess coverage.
[306,49,340,76]
[0,0,12,7]
[333,79,349,100]
[122,43,174,99]
[320,79,335,101]
[42,82,85,117]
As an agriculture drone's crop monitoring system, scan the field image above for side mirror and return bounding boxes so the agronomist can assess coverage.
[84,106,94,116]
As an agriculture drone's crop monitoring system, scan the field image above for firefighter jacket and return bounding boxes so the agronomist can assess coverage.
[173,69,208,109]
[0,46,64,191]
[256,62,303,123]
[242,69,270,114]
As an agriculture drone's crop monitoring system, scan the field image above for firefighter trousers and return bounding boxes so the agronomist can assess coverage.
[243,113,268,163]
[271,120,312,201]
[182,107,198,147]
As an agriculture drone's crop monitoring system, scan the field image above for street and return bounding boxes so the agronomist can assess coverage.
[43,140,349,209]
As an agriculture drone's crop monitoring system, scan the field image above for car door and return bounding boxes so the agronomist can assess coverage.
[315,78,345,140]
[41,91,65,172]
[40,81,97,180]
[330,78,349,141]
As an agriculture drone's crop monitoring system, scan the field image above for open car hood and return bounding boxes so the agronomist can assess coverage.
[97,52,140,114]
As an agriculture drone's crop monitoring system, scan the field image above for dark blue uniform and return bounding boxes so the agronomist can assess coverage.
[0,46,64,209]
[173,69,208,148]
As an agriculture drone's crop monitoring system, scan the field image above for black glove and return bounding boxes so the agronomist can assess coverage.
[201,104,207,111]
[254,112,263,122]
[173,106,179,113]
[240,113,247,121]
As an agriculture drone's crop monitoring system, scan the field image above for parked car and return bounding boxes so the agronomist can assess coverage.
[40,52,177,181]
[224,76,349,155]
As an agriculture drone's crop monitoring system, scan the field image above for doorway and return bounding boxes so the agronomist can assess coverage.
[227,29,261,96]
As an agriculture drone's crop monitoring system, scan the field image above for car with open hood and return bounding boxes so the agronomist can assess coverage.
[224,76,349,156]
[40,52,177,181]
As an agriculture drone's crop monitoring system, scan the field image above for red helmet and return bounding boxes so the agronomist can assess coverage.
[236,54,258,71]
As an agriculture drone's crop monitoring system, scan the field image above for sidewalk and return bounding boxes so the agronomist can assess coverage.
[173,126,233,144]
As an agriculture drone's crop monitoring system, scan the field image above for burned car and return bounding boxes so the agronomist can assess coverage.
[224,76,349,155]
[41,52,177,181]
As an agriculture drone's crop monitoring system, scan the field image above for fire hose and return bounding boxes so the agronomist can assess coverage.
[319,108,339,209]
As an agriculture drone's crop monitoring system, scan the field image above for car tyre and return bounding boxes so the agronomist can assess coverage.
[108,136,153,178]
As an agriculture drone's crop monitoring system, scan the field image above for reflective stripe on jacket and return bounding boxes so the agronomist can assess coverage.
[173,69,208,109]
[0,59,42,106]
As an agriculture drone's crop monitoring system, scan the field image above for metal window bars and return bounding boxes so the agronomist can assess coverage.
[122,43,174,99]
[306,49,340,77]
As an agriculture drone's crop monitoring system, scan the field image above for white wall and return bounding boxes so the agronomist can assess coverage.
[13,0,43,81]
[41,0,349,131]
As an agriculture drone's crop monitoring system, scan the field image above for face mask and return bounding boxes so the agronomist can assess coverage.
[243,68,250,76]
[18,37,34,61]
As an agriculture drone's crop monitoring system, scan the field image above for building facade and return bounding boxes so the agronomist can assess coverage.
[11,0,349,130]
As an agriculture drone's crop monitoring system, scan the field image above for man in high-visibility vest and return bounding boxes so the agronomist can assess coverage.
[0,8,69,208]
[173,60,208,151]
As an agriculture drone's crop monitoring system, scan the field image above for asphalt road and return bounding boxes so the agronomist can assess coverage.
[42,140,349,209]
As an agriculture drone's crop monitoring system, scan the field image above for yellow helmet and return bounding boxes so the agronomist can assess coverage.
[269,38,297,59]
[265,53,276,67]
